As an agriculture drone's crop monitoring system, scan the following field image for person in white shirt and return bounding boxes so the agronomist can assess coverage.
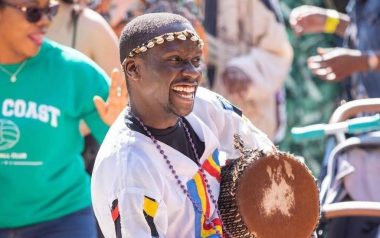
[91,13,273,238]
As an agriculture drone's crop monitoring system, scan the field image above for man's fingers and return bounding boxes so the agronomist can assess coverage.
[109,68,121,97]
[317,47,335,55]
[310,67,337,81]
[317,47,326,55]
[308,54,333,70]
[311,67,330,77]
[93,95,107,118]
[307,55,324,69]
[110,68,128,99]
[326,73,337,81]
[111,68,121,81]
[292,26,304,36]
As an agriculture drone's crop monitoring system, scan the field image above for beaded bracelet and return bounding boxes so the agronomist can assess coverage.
[324,9,340,34]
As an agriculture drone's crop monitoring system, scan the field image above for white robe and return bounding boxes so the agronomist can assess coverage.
[91,87,273,238]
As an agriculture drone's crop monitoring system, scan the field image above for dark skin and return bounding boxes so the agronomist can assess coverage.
[308,47,370,81]
[124,23,203,129]
[289,5,377,82]
[289,5,350,38]
[222,66,251,98]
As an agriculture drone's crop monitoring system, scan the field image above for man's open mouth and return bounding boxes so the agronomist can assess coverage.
[171,85,196,99]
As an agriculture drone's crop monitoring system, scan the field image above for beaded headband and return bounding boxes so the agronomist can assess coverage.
[125,29,204,60]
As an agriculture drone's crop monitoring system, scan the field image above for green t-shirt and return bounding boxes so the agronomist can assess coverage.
[0,40,109,228]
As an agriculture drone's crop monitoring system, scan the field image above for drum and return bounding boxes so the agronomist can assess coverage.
[218,135,320,238]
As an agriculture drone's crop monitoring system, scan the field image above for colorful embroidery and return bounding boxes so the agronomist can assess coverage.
[202,149,221,182]
[187,149,223,237]
[111,199,122,238]
[216,95,242,116]
[143,196,159,237]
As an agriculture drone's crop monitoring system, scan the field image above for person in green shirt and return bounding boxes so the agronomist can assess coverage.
[0,0,127,237]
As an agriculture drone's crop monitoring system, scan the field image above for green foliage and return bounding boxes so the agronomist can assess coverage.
[279,0,343,176]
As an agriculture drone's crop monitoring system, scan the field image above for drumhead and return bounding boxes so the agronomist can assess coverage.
[219,150,319,238]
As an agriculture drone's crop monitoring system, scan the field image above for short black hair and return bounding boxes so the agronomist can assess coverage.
[119,12,194,63]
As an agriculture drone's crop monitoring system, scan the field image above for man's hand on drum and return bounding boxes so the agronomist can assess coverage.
[307,47,368,82]
[222,66,251,98]
[94,68,128,125]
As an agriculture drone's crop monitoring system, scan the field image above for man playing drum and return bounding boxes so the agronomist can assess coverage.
[92,13,318,238]
[91,12,275,237]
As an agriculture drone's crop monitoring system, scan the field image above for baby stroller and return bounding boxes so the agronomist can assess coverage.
[292,98,380,238]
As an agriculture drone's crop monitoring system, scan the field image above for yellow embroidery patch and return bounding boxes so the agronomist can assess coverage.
[143,197,158,218]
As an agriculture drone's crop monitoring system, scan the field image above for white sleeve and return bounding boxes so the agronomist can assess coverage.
[91,153,119,238]
[193,88,274,158]
[92,150,168,238]
[117,187,167,238]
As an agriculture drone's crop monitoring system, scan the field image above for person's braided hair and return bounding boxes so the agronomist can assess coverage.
[119,12,194,63]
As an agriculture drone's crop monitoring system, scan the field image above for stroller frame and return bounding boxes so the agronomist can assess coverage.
[317,99,380,238]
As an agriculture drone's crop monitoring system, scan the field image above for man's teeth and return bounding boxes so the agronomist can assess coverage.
[172,86,195,93]
[180,93,194,99]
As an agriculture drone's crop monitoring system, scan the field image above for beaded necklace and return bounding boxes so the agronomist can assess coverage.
[132,114,224,237]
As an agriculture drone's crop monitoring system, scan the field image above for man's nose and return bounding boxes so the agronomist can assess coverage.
[182,61,202,79]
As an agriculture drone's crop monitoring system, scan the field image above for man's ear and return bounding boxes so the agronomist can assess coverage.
[124,58,140,81]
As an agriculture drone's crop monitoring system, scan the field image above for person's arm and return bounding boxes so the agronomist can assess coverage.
[80,67,127,138]
[77,9,127,137]
[289,5,350,38]
[93,69,128,126]
[307,48,380,81]
[334,11,350,37]
[92,148,168,237]
[222,0,293,100]
[79,66,127,142]
[69,52,126,142]
[81,8,120,77]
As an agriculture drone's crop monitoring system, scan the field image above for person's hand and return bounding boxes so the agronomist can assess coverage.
[222,66,251,98]
[307,47,364,81]
[289,5,327,36]
[94,68,128,125]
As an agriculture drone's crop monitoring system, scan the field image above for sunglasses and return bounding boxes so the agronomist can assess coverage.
[3,2,60,23]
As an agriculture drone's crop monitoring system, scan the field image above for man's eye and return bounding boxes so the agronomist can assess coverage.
[168,56,181,62]
[192,57,201,66]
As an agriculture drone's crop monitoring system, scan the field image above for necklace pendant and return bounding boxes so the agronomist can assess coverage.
[10,75,17,83]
